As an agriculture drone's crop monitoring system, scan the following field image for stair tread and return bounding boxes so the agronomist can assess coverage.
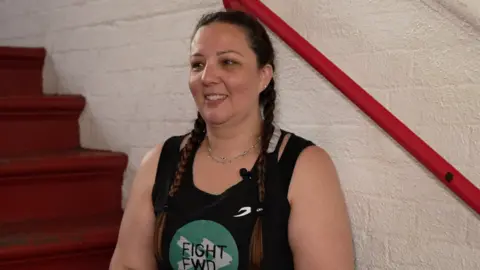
[0,149,128,176]
[0,95,85,113]
[0,46,46,60]
[0,212,122,261]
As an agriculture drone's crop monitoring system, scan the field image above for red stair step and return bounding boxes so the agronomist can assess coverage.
[0,212,122,270]
[0,95,85,157]
[0,149,128,223]
[0,46,45,97]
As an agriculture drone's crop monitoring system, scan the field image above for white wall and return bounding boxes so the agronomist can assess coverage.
[1,0,479,268]
[425,0,480,31]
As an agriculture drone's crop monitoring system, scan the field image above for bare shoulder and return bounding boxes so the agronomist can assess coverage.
[127,133,189,199]
[289,145,337,195]
[109,142,168,270]
[287,144,355,270]
[125,144,163,200]
[136,144,164,185]
[139,144,164,179]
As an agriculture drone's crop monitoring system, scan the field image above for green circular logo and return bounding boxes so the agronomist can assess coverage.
[169,220,239,269]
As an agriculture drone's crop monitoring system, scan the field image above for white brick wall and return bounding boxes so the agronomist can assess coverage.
[1,0,479,268]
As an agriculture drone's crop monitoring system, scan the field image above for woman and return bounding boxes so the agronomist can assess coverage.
[110,9,354,270]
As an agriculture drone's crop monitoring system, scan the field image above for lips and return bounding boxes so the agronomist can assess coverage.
[205,94,228,101]
[204,93,227,107]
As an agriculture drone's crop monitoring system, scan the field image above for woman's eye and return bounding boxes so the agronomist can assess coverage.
[190,62,204,70]
[222,59,236,66]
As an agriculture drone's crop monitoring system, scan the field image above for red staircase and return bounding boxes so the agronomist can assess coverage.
[0,46,127,270]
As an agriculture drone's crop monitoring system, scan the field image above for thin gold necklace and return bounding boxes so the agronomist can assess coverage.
[206,136,261,164]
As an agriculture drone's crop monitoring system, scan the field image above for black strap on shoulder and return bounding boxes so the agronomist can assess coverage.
[151,134,187,216]
[271,129,287,156]
[277,132,315,182]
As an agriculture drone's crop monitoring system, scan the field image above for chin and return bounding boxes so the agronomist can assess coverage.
[203,115,230,126]
[201,110,231,126]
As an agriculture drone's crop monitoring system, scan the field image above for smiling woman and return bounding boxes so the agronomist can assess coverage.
[109,9,354,270]
[189,20,273,128]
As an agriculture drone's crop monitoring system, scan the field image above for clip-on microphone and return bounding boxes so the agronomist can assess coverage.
[239,168,252,181]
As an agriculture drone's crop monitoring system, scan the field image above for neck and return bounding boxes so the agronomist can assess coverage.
[205,112,263,158]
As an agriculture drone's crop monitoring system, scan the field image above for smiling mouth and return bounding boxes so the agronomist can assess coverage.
[205,94,228,101]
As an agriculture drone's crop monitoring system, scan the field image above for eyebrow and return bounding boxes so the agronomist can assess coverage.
[191,50,244,57]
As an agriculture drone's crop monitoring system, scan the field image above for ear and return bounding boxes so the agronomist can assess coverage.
[258,64,274,93]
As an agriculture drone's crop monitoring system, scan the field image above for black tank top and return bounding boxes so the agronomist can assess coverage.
[152,129,314,269]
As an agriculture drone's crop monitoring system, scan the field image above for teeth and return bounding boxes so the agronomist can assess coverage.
[205,94,227,101]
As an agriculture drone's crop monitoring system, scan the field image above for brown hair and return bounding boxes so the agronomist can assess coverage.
[154,10,277,269]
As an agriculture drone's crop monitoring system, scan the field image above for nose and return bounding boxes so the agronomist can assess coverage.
[200,62,220,85]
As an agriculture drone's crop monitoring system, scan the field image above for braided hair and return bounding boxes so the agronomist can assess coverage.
[154,10,277,269]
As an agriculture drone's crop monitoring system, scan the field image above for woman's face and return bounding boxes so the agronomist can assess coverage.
[189,22,272,126]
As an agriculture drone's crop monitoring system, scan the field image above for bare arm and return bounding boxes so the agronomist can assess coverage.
[110,144,163,270]
[288,146,354,270]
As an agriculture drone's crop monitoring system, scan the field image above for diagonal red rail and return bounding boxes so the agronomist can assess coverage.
[223,0,480,214]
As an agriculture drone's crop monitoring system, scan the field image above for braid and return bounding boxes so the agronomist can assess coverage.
[154,113,205,260]
[170,115,206,196]
[249,79,276,269]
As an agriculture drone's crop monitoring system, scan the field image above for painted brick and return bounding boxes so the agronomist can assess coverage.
[273,53,334,93]
[354,233,388,268]
[412,46,480,87]
[389,85,480,126]
[0,12,48,39]
[411,124,471,166]
[52,7,217,52]
[0,0,93,17]
[463,246,480,270]
[388,237,466,269]
[86,95,138,121]
[126,121,154,148]
[430,0,480,32]
[51,50,102,76]
[416,201,468,243]
[156,121,192,139]
[334,158,457,202]
[85,118,130,151]
[136,93,196,122]
[338,9,477,52]
[155,67,191,94]
[293,120,413,163]
[470,125,480,166]
[364,124,415,162]
[126,120,191,148]
[96,39,190,72]
[369,264,435,270]
[282,124,373,160]
[351,227,365,268]
[83,68,156,97]
[329,51,415,88]
[343,191,369,230]
[307,17,376,55]
[264,0,419,21]
[0,35,46,47]
[277,89,379,126]
[466,213,480,249]
[81,66,189,99]
[50,0,221,30]
[368,197,417,236]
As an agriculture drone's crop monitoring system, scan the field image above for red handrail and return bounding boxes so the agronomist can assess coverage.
[223,0,480,214]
